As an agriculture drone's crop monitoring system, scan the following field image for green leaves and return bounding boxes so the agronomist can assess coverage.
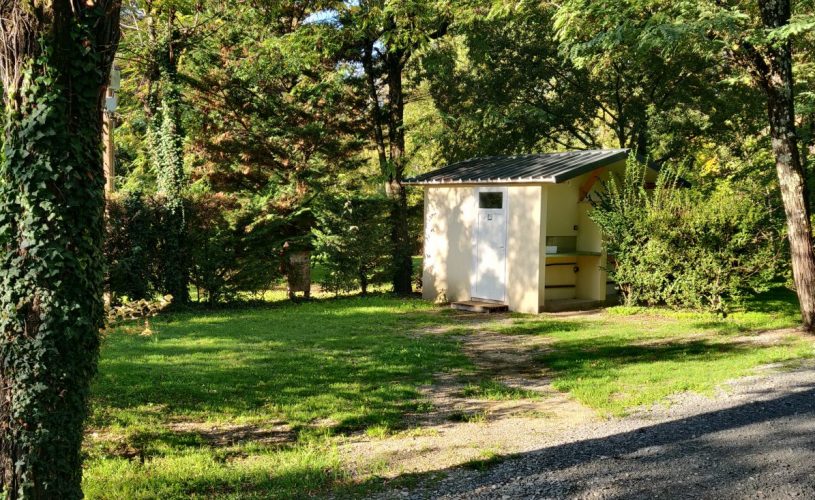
[768,13,815,43]
[590,158,783,312]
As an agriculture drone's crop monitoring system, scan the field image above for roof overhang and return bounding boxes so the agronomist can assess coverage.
[403,149,628,186]
[403,177,560,186]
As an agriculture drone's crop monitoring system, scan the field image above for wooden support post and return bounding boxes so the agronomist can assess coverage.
[103,86,115,196]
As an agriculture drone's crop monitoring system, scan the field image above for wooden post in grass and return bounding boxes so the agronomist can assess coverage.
[286,248,311,300]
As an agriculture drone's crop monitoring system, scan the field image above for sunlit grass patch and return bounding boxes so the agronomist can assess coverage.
[459,380,541,401]
[85,296,470,498]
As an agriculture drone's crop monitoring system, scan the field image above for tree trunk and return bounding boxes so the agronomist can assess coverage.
[153,13,189,303]
[799,112,814,215]
[756,0,815,330]
[362,41,388,171]
[359,268,369,296]
[385,48,413,295]
[0,2,120,497]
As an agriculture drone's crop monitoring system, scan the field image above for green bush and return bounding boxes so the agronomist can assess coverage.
[590,159,783,313]
[105,192,291,304]
[186,193,289,303]
[105,192,161,301]
[313,196,392,295]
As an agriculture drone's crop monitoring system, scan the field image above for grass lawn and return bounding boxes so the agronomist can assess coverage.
[84,295,471,498]
[83,289,815,498]
[488,290,813,415]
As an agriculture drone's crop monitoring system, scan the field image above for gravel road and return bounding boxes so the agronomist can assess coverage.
[387,362,815,499]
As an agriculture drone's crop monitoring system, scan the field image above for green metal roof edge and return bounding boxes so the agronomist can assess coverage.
[403,149,630,185]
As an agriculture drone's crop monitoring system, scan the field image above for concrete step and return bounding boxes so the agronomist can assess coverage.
[451,300,509,313]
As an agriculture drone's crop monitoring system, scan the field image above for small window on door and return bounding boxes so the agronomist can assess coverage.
[479,192,503,209]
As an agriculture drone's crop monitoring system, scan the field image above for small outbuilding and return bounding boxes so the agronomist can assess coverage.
[405,149,641,314]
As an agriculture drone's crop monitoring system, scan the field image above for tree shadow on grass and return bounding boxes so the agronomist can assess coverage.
[740,288,800,316]
[488,319,591,336]
[541,337,751,375]
[92,299,474,434]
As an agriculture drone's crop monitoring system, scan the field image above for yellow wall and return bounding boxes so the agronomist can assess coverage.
[543,181,578,301]
[540,171,616,304]
[575,202,606,301]
[538,188,548,309]
[545,180,580,237]
[576,201,602,253]
[506,186,542,314]
[422,186,476,303]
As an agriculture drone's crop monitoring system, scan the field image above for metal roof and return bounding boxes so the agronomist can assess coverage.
[404,149,628,185]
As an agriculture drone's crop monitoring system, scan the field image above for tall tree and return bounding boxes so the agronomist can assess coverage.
[0,1,120,497]
[184,0,364,206]
[339,0,450,294]
[555,0,815,330]
[425,1,754,166]
[119,0,209,303]
[149,5,189,303]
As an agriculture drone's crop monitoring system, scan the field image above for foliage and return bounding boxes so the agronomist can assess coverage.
[105,192,159,301]
[0,3,119,496]
[590,159,784,312]
[186,193,293,304]
[553,0,815,330]
[147,8,191,304]
[313,196,392,295]
[113,2,371,304]
[422,0,758,167]
[183,2,365,211]
[335,0,453,294]
[105,192,292,304]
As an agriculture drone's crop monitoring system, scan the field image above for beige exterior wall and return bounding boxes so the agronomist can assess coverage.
[422,185,543,313]
[422,186,476,303]
[506,186,542,314]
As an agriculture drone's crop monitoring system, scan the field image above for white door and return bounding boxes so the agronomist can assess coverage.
[473,189,507,301]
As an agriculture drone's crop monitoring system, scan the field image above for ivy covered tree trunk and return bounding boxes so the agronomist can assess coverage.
[155,38,189,303]
[0,1,120,497]
[148,13,189,304]
[754,0,815,330]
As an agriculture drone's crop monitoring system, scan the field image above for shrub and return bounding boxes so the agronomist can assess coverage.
[186,193,292,303]
[105,192,161,301]
[313,196,392,295]
[105,192,292,304]
[590,159,783,313]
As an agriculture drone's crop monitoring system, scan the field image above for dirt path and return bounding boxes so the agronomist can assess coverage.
[340,312,598,479]
[340,310,814,490]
